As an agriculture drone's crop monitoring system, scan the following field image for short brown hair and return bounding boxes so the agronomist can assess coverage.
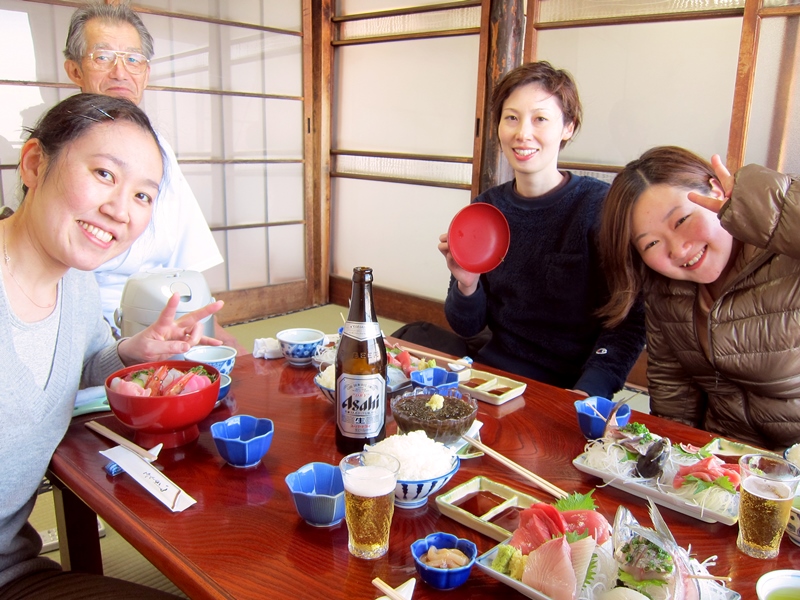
[598,146,716,327]
[491,61,582,149]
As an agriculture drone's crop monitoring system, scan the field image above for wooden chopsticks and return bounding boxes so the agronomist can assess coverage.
[461,435,568,500]
[86,420,158,462]
[371,577,406,600]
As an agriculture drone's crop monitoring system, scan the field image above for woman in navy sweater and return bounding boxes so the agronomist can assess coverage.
[439,62,645,398]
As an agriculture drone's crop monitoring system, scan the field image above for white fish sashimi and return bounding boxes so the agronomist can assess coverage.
[522,536,577,600]
[569,535,597,596]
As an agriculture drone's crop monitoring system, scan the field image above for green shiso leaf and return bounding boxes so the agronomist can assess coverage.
[554,490,597,512]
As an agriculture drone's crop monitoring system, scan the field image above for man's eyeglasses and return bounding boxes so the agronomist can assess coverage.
[86,50,149,75]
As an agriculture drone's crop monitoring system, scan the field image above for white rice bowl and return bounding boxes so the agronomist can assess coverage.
[366,430,456,481]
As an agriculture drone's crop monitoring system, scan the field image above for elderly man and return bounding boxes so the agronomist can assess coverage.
[62,2,243,350]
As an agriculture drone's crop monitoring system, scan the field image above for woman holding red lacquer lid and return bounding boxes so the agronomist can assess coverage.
[438,62,645,400]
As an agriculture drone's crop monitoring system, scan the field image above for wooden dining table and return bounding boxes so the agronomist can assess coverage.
[48,347,799,600]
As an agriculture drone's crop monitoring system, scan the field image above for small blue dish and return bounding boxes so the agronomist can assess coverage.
[184,345,237,375]
[217,373,232,401]
[211,415,274,468]
[411,532,477,590]
[574,396,631,440]
[410,367,459,394]
[285,462,345,527]
[276,328,325,367]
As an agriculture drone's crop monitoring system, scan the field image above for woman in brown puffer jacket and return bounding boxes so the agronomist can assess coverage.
[598,146,800,449]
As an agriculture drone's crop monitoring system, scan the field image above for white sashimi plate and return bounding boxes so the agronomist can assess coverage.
[476,543,551,600]
[572,453,738,525]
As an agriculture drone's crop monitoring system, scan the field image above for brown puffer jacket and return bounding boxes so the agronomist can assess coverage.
[645,164,800,449]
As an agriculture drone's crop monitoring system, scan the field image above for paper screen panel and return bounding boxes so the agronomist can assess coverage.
[536,0,745,23]
[744,16,800,174]
[335,155,471,187]
[334,36,479,156]
[537,18,741,165]
[268,224,305,284]
[339,6,480,40]
[331,178,470,300]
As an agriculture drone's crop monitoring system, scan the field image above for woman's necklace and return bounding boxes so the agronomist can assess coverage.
[2,222,56,309]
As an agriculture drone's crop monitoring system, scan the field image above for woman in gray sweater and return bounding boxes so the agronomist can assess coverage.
[0,94,222,598]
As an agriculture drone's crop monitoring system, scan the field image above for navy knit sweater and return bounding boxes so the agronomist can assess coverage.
[444,175,645,398]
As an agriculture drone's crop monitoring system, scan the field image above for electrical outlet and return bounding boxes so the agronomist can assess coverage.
[38,520,106,554]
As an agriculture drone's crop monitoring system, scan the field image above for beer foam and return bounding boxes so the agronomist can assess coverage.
[743,476,792,500]
[343,465,396,497]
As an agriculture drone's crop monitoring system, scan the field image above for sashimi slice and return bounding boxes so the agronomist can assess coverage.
[561,509,612,545]
[569,535,597,596]
[522,536,576,600]
[109,377,151,396]
[509,504,568,554]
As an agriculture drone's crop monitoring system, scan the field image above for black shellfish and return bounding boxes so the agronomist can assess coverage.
[635,438,671,479]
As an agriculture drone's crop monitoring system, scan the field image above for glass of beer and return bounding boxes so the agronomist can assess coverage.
[737,454,800,559]
[339,451,399,559]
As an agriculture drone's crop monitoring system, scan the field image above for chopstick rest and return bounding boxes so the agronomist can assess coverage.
[372,577,413,600]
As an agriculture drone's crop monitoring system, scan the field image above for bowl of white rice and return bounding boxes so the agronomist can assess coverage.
[366,431,460,509]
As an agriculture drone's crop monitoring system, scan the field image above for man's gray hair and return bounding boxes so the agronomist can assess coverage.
[63,1,155,62]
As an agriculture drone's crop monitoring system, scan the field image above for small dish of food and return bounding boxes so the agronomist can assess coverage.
[391,388,477,445]
[410,366,459,394]
[105,360,220,449]
[411,532,477,590]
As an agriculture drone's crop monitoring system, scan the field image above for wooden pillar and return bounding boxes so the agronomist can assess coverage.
[471,0,525,197]
[305,0,333,306]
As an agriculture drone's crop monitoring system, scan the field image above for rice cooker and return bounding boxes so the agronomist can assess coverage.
[115,269,215,338]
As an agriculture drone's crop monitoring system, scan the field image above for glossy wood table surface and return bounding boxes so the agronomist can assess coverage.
[49,351,799,600]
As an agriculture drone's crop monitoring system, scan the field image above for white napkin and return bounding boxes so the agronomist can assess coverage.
[74,386,106,408]
[100,446,196,512]
[253,337,283,359]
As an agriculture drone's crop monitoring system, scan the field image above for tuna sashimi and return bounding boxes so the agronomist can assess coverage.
[509,503,567,554]
[522,536,576,600]
[673,455,740,490]
[561,509,612,545]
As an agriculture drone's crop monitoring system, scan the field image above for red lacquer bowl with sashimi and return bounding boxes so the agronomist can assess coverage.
[105,360,220,449]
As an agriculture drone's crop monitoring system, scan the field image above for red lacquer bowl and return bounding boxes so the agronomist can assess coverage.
[448,203,510,273]
[105,360,220,449]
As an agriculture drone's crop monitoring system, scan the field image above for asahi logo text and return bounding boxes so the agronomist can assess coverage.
[341,393,381,412]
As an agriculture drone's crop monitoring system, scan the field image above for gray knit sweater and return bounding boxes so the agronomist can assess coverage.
[0,268,124,588]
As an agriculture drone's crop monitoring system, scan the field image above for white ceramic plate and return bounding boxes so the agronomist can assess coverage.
[572,453,738,525]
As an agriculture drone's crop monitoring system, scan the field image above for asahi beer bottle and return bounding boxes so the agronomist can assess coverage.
[335,267,387,454]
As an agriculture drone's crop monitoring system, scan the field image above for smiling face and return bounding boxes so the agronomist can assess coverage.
[64,19,150,105]
[630,183,734,284]
[22,120,162,272]
[497,83,575,195]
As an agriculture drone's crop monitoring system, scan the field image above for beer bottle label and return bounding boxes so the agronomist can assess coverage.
[342,321,381,342]
[336,373,386,438]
